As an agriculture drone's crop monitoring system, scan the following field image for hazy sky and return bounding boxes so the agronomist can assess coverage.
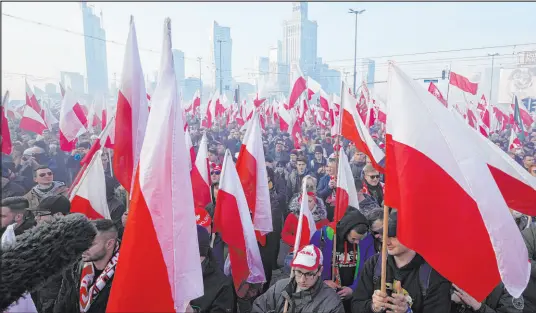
[2,1,536,99]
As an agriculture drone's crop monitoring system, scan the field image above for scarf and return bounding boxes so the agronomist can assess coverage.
[31,181,65,200]
[79,249,119,313]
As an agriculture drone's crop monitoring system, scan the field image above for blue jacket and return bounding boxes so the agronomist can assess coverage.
[310,213,376,291]
[317,174,333,200]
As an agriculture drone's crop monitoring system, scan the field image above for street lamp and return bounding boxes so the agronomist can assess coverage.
[349,9,366,95]
[488,53,499,103]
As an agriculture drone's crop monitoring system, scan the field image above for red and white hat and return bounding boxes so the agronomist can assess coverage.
[290,245,323,271]
[195,207,212,227]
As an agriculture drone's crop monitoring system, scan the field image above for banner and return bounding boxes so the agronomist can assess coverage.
[498,67,536,104]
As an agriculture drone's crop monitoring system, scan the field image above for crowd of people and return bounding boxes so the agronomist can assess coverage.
[1,115,535,313]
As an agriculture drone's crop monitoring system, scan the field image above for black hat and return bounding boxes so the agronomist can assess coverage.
[388,210,398,237]
[30,195,71,215]
[197,225,211,257]
[314,145,324,154]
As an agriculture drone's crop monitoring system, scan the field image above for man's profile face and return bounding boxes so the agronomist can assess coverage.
[1,206,20,228]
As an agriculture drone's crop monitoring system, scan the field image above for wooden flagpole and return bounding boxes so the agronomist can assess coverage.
[380,206,389,294]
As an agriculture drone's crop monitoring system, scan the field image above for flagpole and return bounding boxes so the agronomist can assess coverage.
[445,64,452,105]
[380,204,389,294]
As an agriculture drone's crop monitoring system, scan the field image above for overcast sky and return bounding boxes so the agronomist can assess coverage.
[2,1,536,99]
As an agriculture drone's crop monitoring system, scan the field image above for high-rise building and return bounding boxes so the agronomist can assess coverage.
[282,2,318,84]
[81,3,109,98]
[60,71,86,96]
[255,56,270,86]
[210,21,232,94]
[184,77,202,101]
[362,58,376,88]
[172,49,185,92]
[315,58,341,95]
[269,40,288,92]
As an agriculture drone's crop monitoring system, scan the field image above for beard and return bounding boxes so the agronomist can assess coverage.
[82,248,107,263]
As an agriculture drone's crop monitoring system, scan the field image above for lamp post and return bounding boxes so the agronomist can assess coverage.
[349,9,366,95]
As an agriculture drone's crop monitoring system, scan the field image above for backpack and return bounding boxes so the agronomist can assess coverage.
[372,256,432,299]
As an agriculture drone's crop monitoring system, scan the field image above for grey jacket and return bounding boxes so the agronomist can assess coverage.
[252,278,344,313]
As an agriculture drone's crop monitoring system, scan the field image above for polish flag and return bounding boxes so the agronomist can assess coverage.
[287,64,307,110]
[385,63,533,301]
[307,77,322,99]
[236,111,273,246]
[113,17,149,193]
[449,71,479,95]
[191,134,211,210]
[511,101,534,131]
[292,180,317,254]
[427,82,448,108]
[215,149,265,295]
[477,95,490,137]
[278,98,292,132]
[184,123,195,171]
[319,89,330,112]
[202,90,219,129]
[334,153,360,225]
[42,100,59,129]
[70,150,111,220]
[1,91,12,154]
[59,89,87,152]
[80,117,115,167]
[19,104,47,135]
[340,81,385,172]
[509,130,522,151]
[25,80,43,119]
[107,18,203,313]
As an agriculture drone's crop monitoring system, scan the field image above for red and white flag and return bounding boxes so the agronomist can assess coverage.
[19,103,47,135]
[80,117,115,167]
[287,64,307,110]
[25,80,43,118]
[70,150,111,220]
[191,134,212,210]
[385,63,533,301]
[59,89,87,152]
[334,153,360,225]
[1,91,12,154]
[202,90,219,129]
[477,95,490,137]
[509,130,522,151]
[184,123,195,171]
[340,81,385,171]
[427,82,448,107]
[113,17,149,193]
[292,180,317,254]
[236,111,273,245]
[107,18,203,313]
[449,71,478,95]
[215,149,265,294]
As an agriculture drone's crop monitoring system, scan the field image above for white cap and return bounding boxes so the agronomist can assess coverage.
[290,244,323,271]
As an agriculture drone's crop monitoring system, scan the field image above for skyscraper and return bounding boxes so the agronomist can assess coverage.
[172,49,185,93]
[269,40,288,92]
[255,56,270,86]
[363,58,376,88]
[80,2,109,98]
[210,21,232,94]
[282,2,318,84]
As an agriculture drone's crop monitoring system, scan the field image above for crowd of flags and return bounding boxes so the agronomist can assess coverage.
[1,15,536,310]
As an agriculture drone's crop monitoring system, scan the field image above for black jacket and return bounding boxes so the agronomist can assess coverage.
[1,177,26,199]
[190,256,235,313]
[352,253,452,313]
[450,282,523,313]
[53,258,114,313]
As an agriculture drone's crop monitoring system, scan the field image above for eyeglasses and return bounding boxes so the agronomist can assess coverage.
[211,171,221,175]
[368,175,380,179]
[34,211,52,217]
[38,172,53,178]
[293,269,319,279]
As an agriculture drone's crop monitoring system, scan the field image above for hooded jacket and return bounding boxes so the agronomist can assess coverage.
[310,210,376,291]
[352,253,452,313]
[190,255,235,313]
[522,226,536,313]
[252,277,345,313]
[286,168,312,201]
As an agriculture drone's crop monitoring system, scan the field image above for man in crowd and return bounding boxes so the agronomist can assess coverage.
[317,158,338,220]
[286,149,298,173]
[523,155,534,172]
[252,244,345,313]
[2,164,26,198]
[272,139,290,164]
[287,156,311,201]
[66,142,90,183]
[352,211,452,313]
[311,145,327,176]
[24,166,68,208]
[361,164,384,207]
[350,150,367,181]
[54,219,119,313]
[210,165,222,184]
[1,196,34,236]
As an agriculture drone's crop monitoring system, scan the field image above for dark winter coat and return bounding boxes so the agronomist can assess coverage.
[31,273,63,313]
[351,253,452,313]
[522,226,536,313]
[450,282,523,313]
[286,169,312,201]
[0,214,96,312]
[190,256,236,313]
[317,174,334,200]
[252,278,345,313]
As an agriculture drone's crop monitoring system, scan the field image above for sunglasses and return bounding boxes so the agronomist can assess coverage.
[39,172,53,178]
[368,174,380,179]
[211,171,221,175]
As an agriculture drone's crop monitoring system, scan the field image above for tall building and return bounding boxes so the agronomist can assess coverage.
[316,58,341,95]
[81,3,109,98]
[282,2,318,83]
[184,77,202,101]
[172,49,185,92]
[362,58,376,88]
[60,71,86,96]
[255,56,270,87]
[210,21,232,94]
[269,40,288,92]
